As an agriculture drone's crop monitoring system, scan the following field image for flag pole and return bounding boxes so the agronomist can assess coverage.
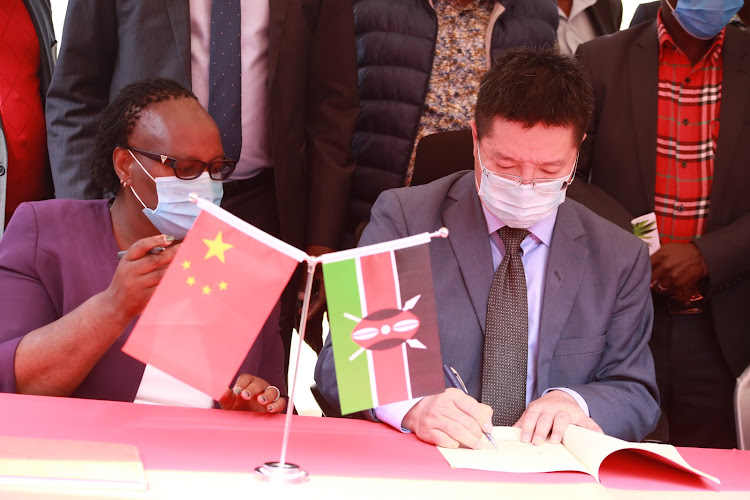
[254,258,317,484]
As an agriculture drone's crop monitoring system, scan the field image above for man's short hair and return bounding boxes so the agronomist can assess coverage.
[475,47,594,143]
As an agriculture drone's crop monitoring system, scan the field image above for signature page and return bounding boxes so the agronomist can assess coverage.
[437,426,592,475]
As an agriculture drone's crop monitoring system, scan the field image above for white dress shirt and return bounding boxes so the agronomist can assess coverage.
[557,0,599,56]
[189,0,272,180]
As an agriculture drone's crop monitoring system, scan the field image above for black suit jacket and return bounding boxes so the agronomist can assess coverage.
[630,1,660,28]
[586,0,623,36]
[46,0,359,250]
[577,21,750,376]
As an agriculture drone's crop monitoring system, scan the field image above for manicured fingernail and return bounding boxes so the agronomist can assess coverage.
[267,405,274,412]
[241,390,251,400]
[258,396,266,404]
[233,386,242,395]
[163,235,175,243]
[483,422,493,433]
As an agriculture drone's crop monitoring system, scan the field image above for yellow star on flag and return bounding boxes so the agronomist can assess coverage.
[203,231,233,263]
[218,281,228,291]
[182,260,191,270]
[186,276,196,286]
[202,285,212,295]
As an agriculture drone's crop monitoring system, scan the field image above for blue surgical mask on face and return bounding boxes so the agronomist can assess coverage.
[128,150,223,239]
[668,0,743,40]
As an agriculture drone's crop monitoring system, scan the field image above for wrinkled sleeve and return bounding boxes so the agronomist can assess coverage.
[0,204,59,393]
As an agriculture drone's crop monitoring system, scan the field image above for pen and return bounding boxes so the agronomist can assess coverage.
[117,246,166,260]
[442,364,497,449]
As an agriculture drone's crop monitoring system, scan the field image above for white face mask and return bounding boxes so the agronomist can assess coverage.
[475,147,574,229]
[128,150,223,239]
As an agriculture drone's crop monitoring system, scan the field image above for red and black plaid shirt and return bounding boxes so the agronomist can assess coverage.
[655,12,724,244]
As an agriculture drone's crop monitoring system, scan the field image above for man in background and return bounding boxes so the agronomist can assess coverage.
[577,0,750,448]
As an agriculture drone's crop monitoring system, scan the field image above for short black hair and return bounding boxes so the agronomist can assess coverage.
[475,47,593,143]
[92,78,198,195]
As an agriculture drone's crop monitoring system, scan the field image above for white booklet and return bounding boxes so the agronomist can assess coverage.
[438,425,719,485]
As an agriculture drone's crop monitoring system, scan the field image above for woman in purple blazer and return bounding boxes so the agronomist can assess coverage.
[0,79,286,412]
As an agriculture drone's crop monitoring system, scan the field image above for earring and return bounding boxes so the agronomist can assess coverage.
[120,178,128,188]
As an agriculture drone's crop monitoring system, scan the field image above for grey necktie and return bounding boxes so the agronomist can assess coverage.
[208,0,242,161]
[482,226,530,426]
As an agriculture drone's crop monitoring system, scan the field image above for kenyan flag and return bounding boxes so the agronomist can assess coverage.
[322,241,444,415]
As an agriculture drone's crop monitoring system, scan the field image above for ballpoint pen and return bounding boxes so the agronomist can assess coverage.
[442,364,497,449]
[117,246,166,260]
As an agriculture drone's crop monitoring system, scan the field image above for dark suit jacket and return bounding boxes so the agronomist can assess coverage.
[629,1,660,28]
[316,171,660,441]
[577,22,750,377]
[586,0,623,36]
[46,0,359,250]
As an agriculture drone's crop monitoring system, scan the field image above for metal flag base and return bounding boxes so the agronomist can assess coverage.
[254,461,309,484]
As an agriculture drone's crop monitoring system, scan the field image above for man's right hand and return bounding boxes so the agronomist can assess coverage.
[402,388,494,449]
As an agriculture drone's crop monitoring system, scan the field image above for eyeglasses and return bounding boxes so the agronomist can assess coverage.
[477,146,577,194]
[127,146,237,181]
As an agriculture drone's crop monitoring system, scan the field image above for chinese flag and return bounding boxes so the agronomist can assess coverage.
[123,204,304,400]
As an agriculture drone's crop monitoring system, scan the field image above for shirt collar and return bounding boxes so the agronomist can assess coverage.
[480,199,557,248]
[559,0,598,20]
[656,7,726,63]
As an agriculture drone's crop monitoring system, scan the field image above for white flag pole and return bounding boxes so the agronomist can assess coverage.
[254,257,316,484]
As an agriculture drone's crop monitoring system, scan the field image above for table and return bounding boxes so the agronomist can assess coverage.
[1,393,748,499]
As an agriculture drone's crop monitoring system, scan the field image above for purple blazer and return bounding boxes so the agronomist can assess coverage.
[0,199,286,402]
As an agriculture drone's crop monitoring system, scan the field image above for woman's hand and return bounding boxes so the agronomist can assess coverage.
[218,374,287,413]
[104,234,178,323]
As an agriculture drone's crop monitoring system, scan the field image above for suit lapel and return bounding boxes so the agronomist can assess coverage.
[587,2,614,36]
[442,176,495,332]
[165,0,192,82]
[268,0,290,90]
[535,201,588,397]
[629,22,660,210]
[711,26,750,225]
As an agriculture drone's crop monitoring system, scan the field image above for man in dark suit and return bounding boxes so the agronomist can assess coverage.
[577,0,750,448]
[316,47,660,448]
[45,0,359,364]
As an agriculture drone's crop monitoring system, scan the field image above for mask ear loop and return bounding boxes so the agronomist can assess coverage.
[127,149,154,210]
[564,152,579,189]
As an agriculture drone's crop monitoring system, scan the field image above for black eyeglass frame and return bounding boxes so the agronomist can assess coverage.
[127,146,237,181]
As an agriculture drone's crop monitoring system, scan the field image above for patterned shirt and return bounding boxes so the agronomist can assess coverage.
[655,12,724,243]
[406,0,493,184]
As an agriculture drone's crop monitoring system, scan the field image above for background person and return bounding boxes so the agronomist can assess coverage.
[0,0,56,237]
[577,0,750,448]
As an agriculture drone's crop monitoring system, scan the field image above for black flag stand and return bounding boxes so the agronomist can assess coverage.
[255,259,317,484]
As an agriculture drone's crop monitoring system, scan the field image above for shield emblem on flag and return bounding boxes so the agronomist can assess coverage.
[323,243,444,415]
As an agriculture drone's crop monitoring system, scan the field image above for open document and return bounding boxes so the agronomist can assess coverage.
[438,425,719,485]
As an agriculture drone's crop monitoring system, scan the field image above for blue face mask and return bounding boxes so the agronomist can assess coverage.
[668,0,743,40]
[128,150,223,240]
